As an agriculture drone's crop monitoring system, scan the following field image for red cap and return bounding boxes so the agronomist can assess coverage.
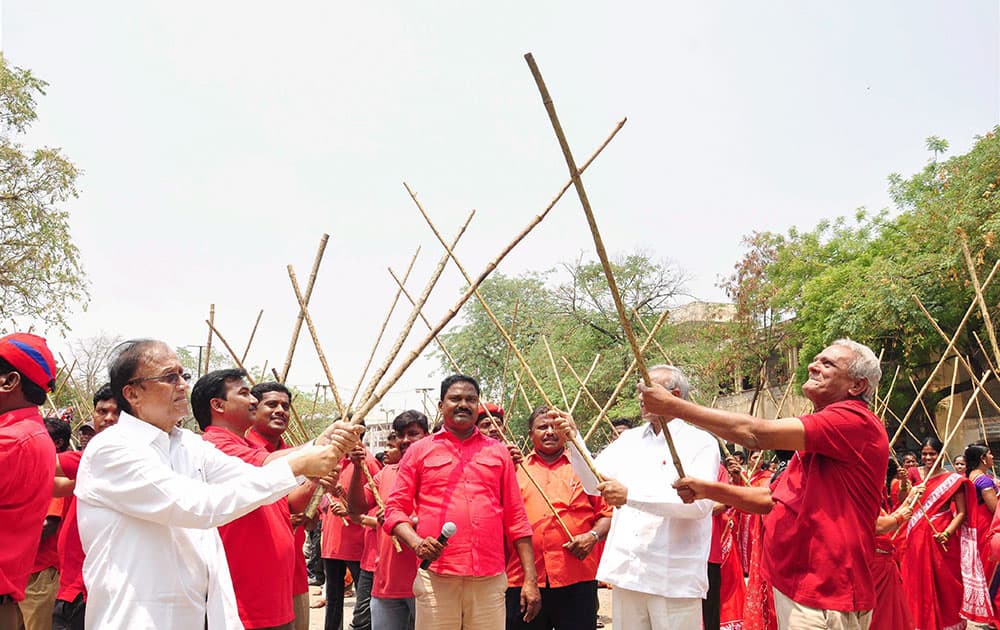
[0,333,57,392]
[477,402,504,420]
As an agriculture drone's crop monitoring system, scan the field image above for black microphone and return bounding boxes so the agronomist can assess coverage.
[419,521,457,570]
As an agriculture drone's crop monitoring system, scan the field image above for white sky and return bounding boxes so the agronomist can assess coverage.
[4,2,998,416]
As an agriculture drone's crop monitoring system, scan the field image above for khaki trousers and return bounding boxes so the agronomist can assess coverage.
[412,570,506,630]
[773,587,872,630]
[18,567,60,630]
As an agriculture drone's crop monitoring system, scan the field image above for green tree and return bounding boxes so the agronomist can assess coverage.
[0,55,86,333]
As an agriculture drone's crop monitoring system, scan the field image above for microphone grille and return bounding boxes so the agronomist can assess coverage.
[442,521,457,537]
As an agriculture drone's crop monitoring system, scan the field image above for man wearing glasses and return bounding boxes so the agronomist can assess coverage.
[74,339,360,630]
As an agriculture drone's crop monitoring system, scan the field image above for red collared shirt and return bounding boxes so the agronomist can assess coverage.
[203,426,295,628]
[505,450,611,588]
[384,429,532,577]
[322,454,381,561]
[369,464,421,598]
[56,450,85,603]
[245,429,309,596]
[0,407,56,600]
[763,399,888,611]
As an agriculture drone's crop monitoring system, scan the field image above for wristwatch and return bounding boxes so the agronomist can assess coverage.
[588,530,600,542]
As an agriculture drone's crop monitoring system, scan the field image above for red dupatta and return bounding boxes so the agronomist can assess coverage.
[719,509,745,630]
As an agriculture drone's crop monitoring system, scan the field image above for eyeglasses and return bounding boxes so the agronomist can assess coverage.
[127,371,192,387]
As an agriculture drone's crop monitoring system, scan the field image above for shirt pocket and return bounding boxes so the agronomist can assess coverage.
[465,453,505,500]
[420,454,456,492]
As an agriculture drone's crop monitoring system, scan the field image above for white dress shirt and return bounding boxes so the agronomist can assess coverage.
[567,420,719,599]
[75,412,301,630]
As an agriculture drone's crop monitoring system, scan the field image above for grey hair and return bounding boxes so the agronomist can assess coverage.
[831,338,882,405]
[647,364,690,400]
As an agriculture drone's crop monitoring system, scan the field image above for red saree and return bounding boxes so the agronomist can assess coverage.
[743,512,777,630]
[736,470,771,573]
[719,511,746,630]
[870,531,913,630]
[901,472,993,629]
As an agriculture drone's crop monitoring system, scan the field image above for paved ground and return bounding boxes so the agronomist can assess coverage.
[307,583,615,628]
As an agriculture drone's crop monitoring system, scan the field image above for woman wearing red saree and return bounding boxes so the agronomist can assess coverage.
[965,444,998,621]
[901,438,994,629]
[735,453,772,575]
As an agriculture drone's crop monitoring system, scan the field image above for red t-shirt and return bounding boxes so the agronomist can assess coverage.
[370,464,420,599]
[245,428,309,596]
[322,454,380,561]
[203,426,295,629]
[56,450,85,603]
[0,408,56,601]
[31,497,66,573]
[383,429,532,578]
[763,399,889,611]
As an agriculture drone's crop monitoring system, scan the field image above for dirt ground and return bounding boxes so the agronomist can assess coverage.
[307,583,615,629]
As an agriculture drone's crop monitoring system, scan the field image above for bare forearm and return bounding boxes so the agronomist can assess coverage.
[667,398,760,447]
[392,522,423,550]
[513,537,537,583]
[287,482,314,513]
[703,480,774,514]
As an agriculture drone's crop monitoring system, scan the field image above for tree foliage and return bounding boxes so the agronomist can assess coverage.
[721,130,1000,444]
[0,55,86,333]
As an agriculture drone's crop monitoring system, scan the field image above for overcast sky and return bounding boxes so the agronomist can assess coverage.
[4,2,998,415]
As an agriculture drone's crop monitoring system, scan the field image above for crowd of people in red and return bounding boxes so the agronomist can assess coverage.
[4,331,1000,630]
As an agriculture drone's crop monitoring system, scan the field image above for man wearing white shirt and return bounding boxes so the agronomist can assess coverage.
[74,339,359,630]
[554,364,719,630]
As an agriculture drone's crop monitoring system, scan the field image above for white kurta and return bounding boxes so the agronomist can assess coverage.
[76,412,300,629]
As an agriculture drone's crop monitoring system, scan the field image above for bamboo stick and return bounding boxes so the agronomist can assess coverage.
[347,246,421,414]
[355,212,474,416]
[583,308,673,442]
[878,365,901,420]
[499,299,520,408]
[281,234,329,383]
[404,183,604,483]
[240,310,264,365]
[287,267,347,419]
[524,52,686,478]
[569,354,601,415]
[388,267,461,372]
[542,336,569,409]
[348,117,627,427]
[205,304,215,375]
[912,295,1000,416]
[960,239,1000,369]
[973,331,1000,376]
[384,271,579,541]
[889,264,1000,449]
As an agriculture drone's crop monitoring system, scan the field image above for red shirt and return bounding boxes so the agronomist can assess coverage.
[505,451,611,588]
[203,426,295,629]
[384,429,532,577]
[322,454,380,561]
[763,399,888,611]
[245,429,309,596]
[361,507,379,573]
[31,497,66,572]
[56,450,85,603]
[370,465,420,599]
[0,407,56,600]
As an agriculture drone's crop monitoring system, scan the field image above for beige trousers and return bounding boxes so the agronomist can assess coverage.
[292,592,310,630]
[412,570,506,630]
[611,585,702,630]
[773,587,872,630]
[17,567,59,630]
